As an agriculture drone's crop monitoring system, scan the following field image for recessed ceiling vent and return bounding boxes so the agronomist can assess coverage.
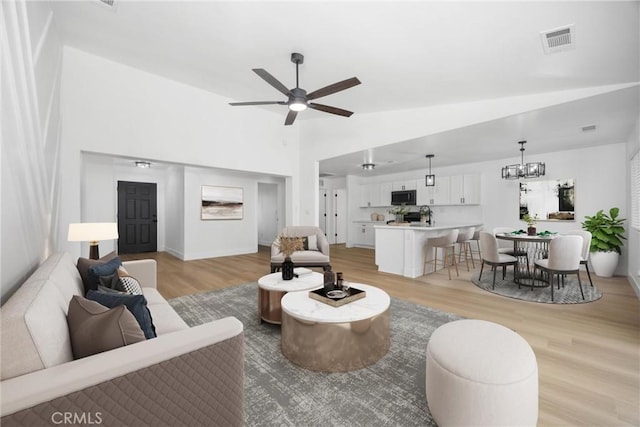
[582,124,598,132]
[540,24,575,54]
[319,173,335,178]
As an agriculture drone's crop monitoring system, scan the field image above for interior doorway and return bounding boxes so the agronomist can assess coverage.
[258,182,279,246]
[117,181,158,254]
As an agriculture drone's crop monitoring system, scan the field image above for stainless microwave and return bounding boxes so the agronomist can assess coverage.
[391,190,416,205]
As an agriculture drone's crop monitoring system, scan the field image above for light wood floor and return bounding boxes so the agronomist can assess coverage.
[121,245,640,426]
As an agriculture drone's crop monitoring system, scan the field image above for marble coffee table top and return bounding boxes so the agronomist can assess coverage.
[257,271,323,292]
[281,283,390,324]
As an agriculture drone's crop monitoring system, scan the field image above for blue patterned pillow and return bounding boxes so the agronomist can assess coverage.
[86,290,156,339]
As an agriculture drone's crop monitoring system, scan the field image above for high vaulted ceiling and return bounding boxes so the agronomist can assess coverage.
[49,1,639,176]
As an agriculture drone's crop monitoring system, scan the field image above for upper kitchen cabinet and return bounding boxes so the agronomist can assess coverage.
[449,174,481,205]
[417,176,450,205]
[392,180,417,191]
[359,182,392,207]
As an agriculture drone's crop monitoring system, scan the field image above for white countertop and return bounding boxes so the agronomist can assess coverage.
[374,222,482,231]
[281,283,390,323]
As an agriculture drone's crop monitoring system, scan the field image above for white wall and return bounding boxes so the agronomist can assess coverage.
[164,165,185,259]
[627,120,640,296]
[58,47,302,260]
[1,1,63,302]
[347,143,629,275]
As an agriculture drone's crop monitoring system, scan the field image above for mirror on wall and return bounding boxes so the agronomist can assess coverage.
[519,178,575,221]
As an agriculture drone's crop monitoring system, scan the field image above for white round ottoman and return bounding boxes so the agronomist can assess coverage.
[425,319,538,426]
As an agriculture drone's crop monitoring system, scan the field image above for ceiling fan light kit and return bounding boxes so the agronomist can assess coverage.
[362,163,376,171]
[501,140,546,180]
[229,52,360,125]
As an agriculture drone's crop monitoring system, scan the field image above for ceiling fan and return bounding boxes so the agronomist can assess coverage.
[229,53,361,126]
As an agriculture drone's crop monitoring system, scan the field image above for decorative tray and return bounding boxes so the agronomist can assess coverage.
[309,287,366,307]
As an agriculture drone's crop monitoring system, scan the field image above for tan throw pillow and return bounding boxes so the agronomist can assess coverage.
[67,295,145,359]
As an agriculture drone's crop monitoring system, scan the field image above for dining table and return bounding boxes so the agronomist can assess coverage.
[496,231,558,287]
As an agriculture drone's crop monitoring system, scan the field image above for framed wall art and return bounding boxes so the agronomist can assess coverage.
[201,185,243,220]
[519,178,575,221]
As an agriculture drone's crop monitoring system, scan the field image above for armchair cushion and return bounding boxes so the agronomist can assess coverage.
[270,226,330,271]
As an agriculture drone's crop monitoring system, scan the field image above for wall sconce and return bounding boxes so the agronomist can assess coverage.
[425,154,435,186]
[68,222,119,259]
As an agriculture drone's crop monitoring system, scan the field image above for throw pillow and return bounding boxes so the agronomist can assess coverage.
[98,273,120,290]
[76,251,118,294]
[305,235,318,251]
[67,295,145,359]
[116,268,143,295]
[86,290,157,339]
[88,257,123,291]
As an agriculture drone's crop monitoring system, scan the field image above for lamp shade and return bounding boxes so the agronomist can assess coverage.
[68,223,119,243]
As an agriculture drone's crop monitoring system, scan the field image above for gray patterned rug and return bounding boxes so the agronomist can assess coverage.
[169,283,463,427]
[472,269,602,304]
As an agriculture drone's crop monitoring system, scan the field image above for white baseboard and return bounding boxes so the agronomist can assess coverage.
[629,273,640,299]
[182,247,257,261]
[164,247,185,260]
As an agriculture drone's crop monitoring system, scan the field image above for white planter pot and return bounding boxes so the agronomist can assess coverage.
[590,251,620,278]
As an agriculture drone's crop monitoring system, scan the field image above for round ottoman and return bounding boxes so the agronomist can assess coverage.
[425,319,538,426]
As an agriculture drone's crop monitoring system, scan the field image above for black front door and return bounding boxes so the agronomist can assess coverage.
[117,181,157,254]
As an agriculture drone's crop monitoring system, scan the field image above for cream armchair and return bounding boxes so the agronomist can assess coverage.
[270,226,331,273]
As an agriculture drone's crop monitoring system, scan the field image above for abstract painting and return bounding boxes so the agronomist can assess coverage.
[201,185,243,220]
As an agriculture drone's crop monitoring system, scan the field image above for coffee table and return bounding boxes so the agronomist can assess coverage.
[280,283,391,372]
[257,271,323,324]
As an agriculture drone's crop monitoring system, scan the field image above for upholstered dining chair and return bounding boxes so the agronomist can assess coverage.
[479,232,519,289]
[456,227,476,271]
[534,235,584,302]
[564,230,594,287]
[270,226,331,273]
[423,229,459,280]
[493,226,530,267]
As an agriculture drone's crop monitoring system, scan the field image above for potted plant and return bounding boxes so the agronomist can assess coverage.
[388,204,410,224]
[581,207,626,277]
[274,233,304,280]
[418,205,431,224]
[522,213,539,236]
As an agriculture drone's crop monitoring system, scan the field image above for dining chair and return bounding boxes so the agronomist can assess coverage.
[493,226,530,269]
[564,230,594,287]
[424,229,460,280]
[456,227,476,271]
[534,235,584,302]
[478,232,518,290]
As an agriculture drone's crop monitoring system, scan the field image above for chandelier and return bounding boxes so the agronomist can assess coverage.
[501,141,545,180]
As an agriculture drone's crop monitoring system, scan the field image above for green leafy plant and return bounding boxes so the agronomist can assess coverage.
[522,213,539,227]
[581,208,626,254]
[418,205,431,215]
[388,204,410,216]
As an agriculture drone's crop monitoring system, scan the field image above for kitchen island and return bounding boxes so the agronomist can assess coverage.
[374,223,483,278]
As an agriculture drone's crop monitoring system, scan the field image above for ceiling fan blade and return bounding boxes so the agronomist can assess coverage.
[229,101,284,106]
[308,103,354,117]
[253,69,292,97]
[306,77,361,101]
[284,110,298,126]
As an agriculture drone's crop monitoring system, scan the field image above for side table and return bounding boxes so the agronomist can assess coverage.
[257,271,323,324]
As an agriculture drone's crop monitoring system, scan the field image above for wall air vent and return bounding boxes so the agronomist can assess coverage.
[582,124,598,132]
[319,173,335,178]
[540,24,575,54]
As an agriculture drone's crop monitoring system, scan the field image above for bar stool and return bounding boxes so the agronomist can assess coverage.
[470,228,482,260]
[424,229,460,280]
[456,227,476,271]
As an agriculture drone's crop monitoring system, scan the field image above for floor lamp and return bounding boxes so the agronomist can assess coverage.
[68,223,119,259]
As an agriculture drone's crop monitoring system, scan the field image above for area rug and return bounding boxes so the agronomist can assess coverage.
[471,270,602,304]
[169,283,463,426]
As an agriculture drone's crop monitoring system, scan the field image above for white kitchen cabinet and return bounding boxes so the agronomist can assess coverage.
[417,176,450,205]
[354,223,375,247]
[392,180,417,191]
[378,182,393,206]
[450,174,481,205]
